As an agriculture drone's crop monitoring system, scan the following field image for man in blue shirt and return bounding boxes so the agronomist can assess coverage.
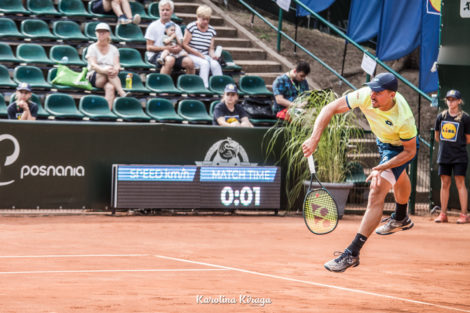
[7,83,38,120]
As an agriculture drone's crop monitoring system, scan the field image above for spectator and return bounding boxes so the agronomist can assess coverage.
[434,89,470,224]
[183,5,223,88]
[272,61,310,119]
[157,22,188,65]
[213,84,253,127]
[86,23,127,109]
[145,0,194,75]
[7,83,37,120]
[90,0,141,25]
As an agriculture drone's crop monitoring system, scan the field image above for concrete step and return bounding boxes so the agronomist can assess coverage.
[177,12,225,26]
[213,26,238,37]
[245,72,282,85]
[174,2,201,14]
[224,47,266,60]
[215,37,252,48]
[235,60,282,73]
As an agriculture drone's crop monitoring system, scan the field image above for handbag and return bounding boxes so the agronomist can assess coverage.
[241,97,275,119]
[51,65,93,90]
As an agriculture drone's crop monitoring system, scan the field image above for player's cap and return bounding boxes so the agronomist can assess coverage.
[445,89,461,100]
[165,21,175,29]
[366,73,398,92]
[224,83,238,94]
[16,82,32,92]
[95,23,111,32]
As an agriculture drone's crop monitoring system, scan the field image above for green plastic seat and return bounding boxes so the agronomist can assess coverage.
[177,99,212,124]
[0,0,30,14]
[148,2,183,24]
[115,23,146,43]
[118,71,150,93]
[58,0,92,17]
[112,97,151,121]
[26,0,62,16]
[0,43,20,63]
[346,162,367,183]
[16,43,54,65]
[0,18,25,38]
[0,64,18,88]
[79,95,118,120]
[209,100,220,117]
[129,1,153,21]
[146,73,181,94]
[238,75,273,96]
[10,93,49,119]
[21,19,56,40]
[0,94,7,118]
[249,118,277,126]
[53,20,89,41]
[45,93,84,119]
[146,98,183,123]
[14,65,51,89]
[177,74,214,95]
[49,45,87,66]
[119,48,153,69]
[87,1,115,18]
[84,22,118,41]
[221,50,242,72]
[208,75,244,95]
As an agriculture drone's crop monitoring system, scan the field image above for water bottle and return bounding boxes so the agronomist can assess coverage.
[214,45,223,58]
[125,73,133,89]
[60,56,69,64]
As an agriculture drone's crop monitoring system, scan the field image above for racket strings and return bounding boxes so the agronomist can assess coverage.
[303,189,338,234]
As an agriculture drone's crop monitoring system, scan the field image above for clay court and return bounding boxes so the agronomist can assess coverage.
[0,214,469,313]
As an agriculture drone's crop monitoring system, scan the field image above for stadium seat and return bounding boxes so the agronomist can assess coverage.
[221,50,243,72]
[177,74,214,95]
[0,18,25,38]
[209,100,220,117]
[58,0,92,17]
[49,45,87,66]
[115,24,146,43]
[118,71,150,93]
[79,95,118,121]
[177,99,212,124]
[53,21,89,41]
[146,98,183,123]
[26,0,62,16]
[10,93,50,119]
[0,64,18,88]
[45,93,84,119]
[0,0,30,15]
[249,117,277,126]
[238,75,273,96]
[84,22,119,42]
[129,1,153,21]
[148,2,183,24]
[208,75,244,95]
[21,19,56,40]
[0,43,20,63]
[13,65,51,89]
[112,97,151,121]
[87,0,115,18]
[0,94,7,118]
[16,43,54,65]
[146,73,181,95]
[119,48,153,69]
[346,162,367,183]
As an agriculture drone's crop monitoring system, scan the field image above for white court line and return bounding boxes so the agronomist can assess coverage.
[155,255,470,313]
[0,254,150,258]
[0,268,229,275]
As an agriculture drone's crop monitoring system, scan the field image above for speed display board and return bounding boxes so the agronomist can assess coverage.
[111,165,281,210]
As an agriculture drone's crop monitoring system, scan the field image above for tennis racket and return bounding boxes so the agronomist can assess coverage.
[303,155,339,235]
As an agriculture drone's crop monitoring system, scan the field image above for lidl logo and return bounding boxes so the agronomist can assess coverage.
[440,121,458,142]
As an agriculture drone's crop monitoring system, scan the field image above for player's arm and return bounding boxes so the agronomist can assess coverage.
[373,137,417,172]
[302,96,350,157]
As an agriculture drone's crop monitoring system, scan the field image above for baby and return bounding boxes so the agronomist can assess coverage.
[157,22,188,65]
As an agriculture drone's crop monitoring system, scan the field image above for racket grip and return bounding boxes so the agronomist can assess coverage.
[307,155,316,174]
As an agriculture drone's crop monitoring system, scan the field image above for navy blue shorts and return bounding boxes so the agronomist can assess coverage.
[88,71,97,87]
[91,0,110,14]
[376,138,418,183]
[438,163,468,177]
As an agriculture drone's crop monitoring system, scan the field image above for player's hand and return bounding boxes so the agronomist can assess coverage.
[302,137,316,158]
[366,170,382,189]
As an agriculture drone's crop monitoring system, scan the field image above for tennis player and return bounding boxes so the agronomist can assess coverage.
[302,73,418,272]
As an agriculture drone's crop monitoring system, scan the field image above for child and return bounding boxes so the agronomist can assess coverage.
[157,22,188,65]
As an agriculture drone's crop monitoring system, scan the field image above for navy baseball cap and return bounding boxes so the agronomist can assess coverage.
[16,82,32,92]
[224,83,238,93]
[165,22,175,29]
[366,73,398,92]
[445,89,461,99]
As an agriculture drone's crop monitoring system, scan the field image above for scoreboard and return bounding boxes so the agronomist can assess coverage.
[111,165,281,210]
